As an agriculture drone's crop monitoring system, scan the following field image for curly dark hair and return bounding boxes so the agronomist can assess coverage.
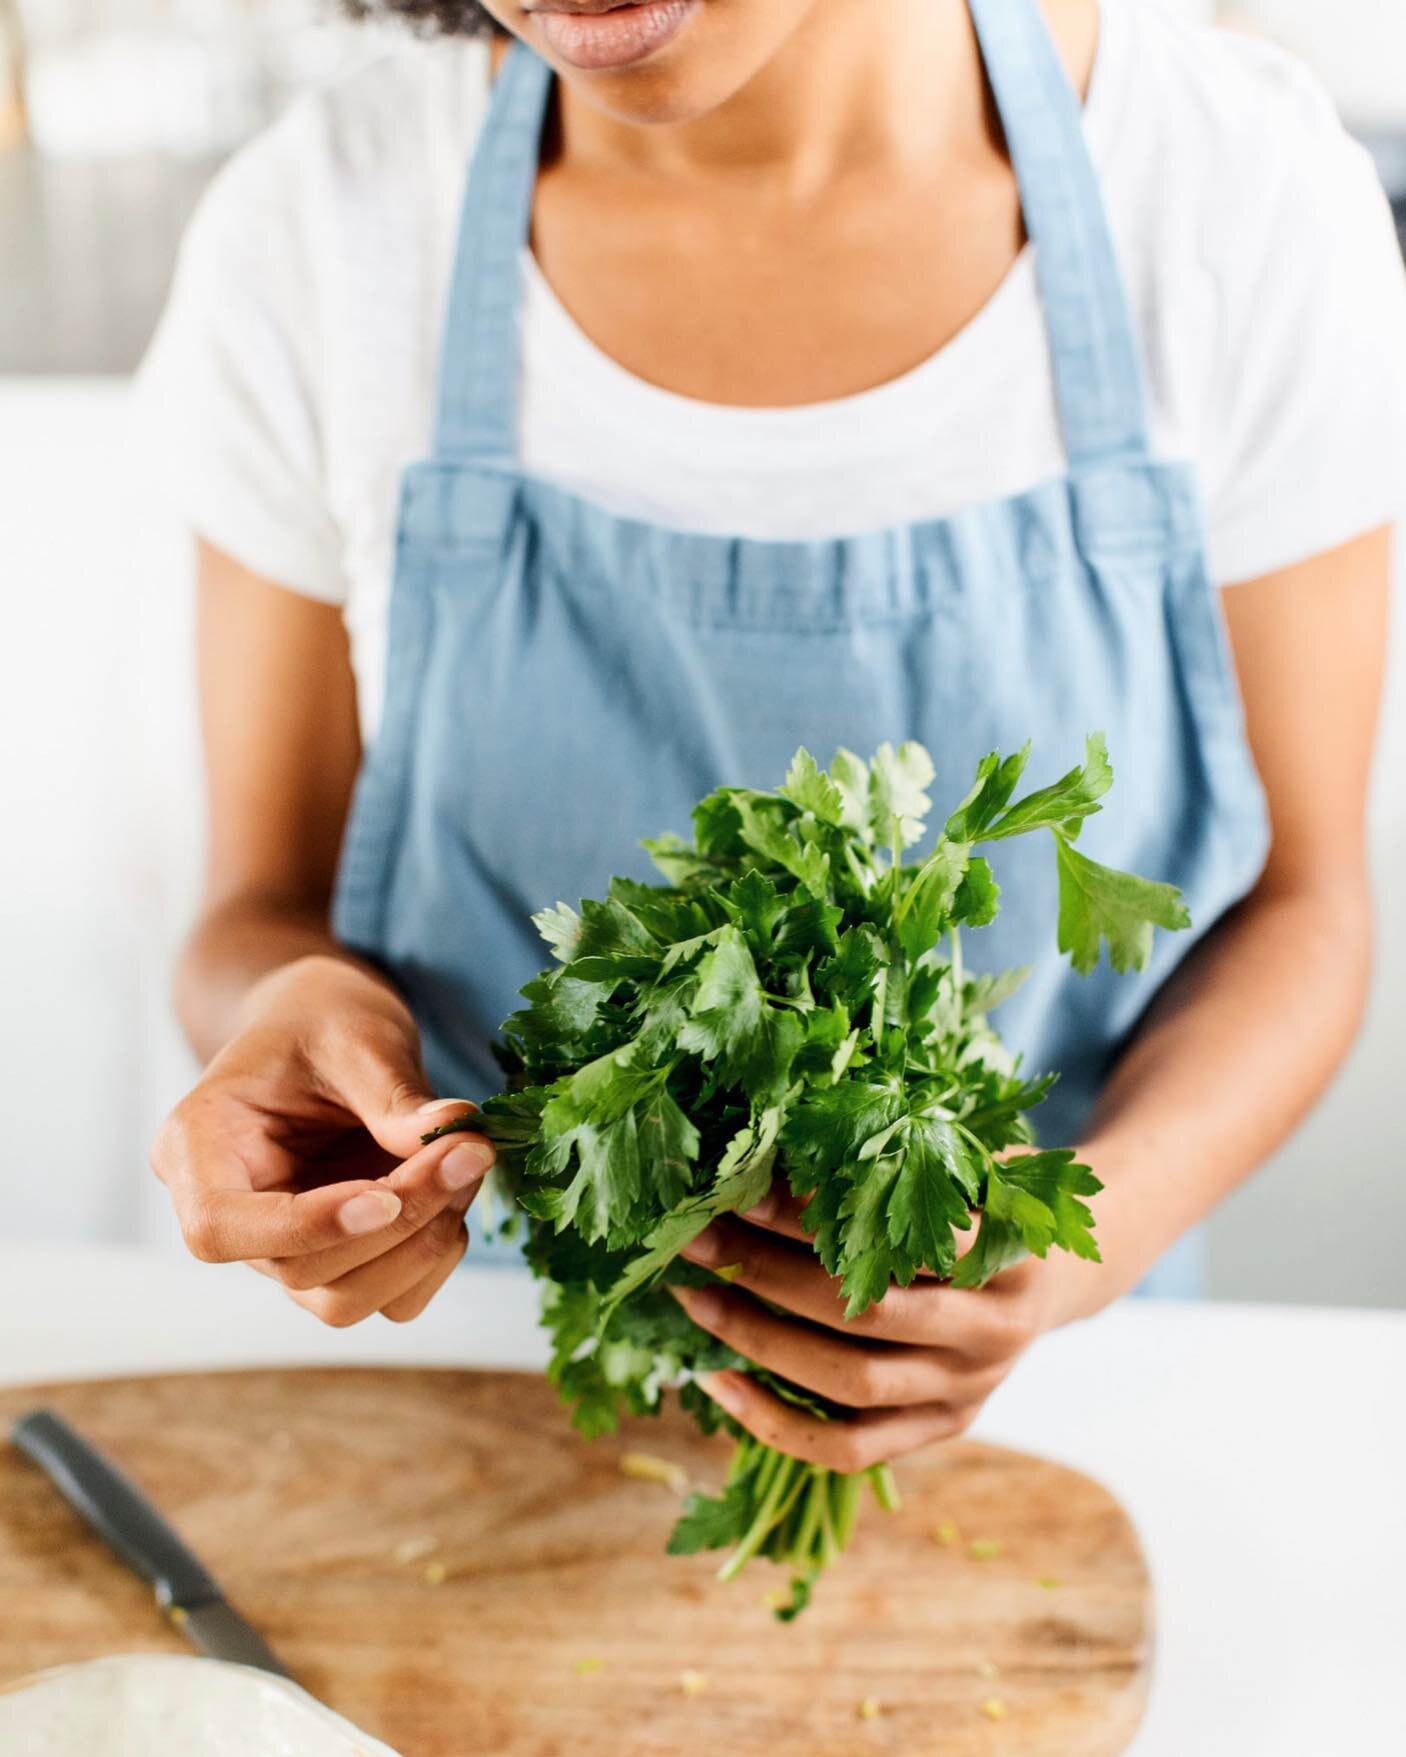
[341,1,504,34]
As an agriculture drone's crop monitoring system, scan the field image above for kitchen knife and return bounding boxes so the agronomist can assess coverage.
[11,1408,293,1679]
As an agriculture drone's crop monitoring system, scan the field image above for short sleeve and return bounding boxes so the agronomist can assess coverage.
[132,118,347,604]
[1200,71,1406,585]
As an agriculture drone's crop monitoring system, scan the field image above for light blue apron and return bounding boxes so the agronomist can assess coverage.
[334,0,1269,1298]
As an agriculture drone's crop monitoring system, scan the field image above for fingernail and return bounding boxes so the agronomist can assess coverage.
[418,1098,476,1117]
[745,1190,779,1224]
[700,1372,742,1415]
[682,1225,723,1267]
[441,1141,493,1190]
[339,1190,402,1235]
[677,1285,724,1326]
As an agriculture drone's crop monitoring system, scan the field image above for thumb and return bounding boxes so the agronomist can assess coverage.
[322,1021,479,1159]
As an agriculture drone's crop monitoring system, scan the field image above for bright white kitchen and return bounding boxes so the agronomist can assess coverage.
[1,2,1404,1754]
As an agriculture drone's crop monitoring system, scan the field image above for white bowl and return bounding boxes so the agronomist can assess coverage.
[0,1654,400,1757]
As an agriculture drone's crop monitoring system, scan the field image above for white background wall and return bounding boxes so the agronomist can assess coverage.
[1229,1,1406,131]
[0,381,199,1252]
[1,379,1404,1305]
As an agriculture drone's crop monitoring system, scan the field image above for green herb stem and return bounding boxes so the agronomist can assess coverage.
[868,1462,902,1514]
[718,1450,801,1582]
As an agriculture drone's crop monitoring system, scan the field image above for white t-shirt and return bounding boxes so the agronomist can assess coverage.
[134,0,1406,740]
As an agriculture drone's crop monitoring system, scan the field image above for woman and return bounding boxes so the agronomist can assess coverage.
[143,0,1405,1471]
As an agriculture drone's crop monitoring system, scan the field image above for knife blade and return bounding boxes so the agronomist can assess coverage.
[11,1408,293,1679]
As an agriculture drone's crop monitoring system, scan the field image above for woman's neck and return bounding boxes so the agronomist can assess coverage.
[556,0,987,198]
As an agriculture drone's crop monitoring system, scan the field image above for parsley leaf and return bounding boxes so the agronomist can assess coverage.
[779,747,846,826]
[894,839,970,961]
[951,1150,1103,1289]
[668,1479,755,1554]
[868,741,936,853]
[943,746,1031,843]
[565,896,661,981]
[1054,830,1191,974]
[677,927,805,1101]
[984,732,1113,840]
[600,1108,783,1315]
[534,901,582,964]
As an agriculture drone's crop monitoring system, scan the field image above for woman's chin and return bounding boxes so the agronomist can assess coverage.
[514,0,797,128]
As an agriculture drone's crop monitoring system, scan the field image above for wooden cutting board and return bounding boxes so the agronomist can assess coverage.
[0,1369,1150,1756]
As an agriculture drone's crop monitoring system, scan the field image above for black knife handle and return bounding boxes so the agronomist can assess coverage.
[11,1409,221,1611]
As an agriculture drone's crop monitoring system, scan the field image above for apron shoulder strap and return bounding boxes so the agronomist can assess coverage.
[967,0,1152,473]
[432,44,552,467]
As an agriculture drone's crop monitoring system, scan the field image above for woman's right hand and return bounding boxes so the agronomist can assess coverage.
[151,954,496,1327]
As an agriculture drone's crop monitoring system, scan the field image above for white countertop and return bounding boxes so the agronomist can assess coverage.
[3,1244,1403,1755]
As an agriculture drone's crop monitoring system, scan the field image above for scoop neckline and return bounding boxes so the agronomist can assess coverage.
[516,1,1122,442]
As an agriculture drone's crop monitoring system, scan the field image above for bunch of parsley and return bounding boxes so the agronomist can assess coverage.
[437,737,1188,1617]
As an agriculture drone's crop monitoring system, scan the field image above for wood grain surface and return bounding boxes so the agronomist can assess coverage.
[0,1368,1151,1755]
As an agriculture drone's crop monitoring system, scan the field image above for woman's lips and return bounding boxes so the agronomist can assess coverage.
[528,0,702,71]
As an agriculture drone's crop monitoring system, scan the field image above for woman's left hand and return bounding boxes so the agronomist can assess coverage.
[674,1188,1068,1473]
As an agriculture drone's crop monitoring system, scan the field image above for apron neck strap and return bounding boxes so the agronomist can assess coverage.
[432,44,552,468]
[433,11,1151,476]
[967,0,1152,471]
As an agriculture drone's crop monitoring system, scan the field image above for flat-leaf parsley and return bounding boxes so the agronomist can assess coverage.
[429,737,1188,1616]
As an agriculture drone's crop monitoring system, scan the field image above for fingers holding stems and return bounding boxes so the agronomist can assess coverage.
[672,1282,994,1413]
[257,1128,491,1290]
[681,1214,1038,1358]
[676,1206,1046,1472]
[153,955,492,1286]
[156,1069,493,1325]
[257,1118,493,1326]
[284,1195,474,1328]
[698,1367,969,1474]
